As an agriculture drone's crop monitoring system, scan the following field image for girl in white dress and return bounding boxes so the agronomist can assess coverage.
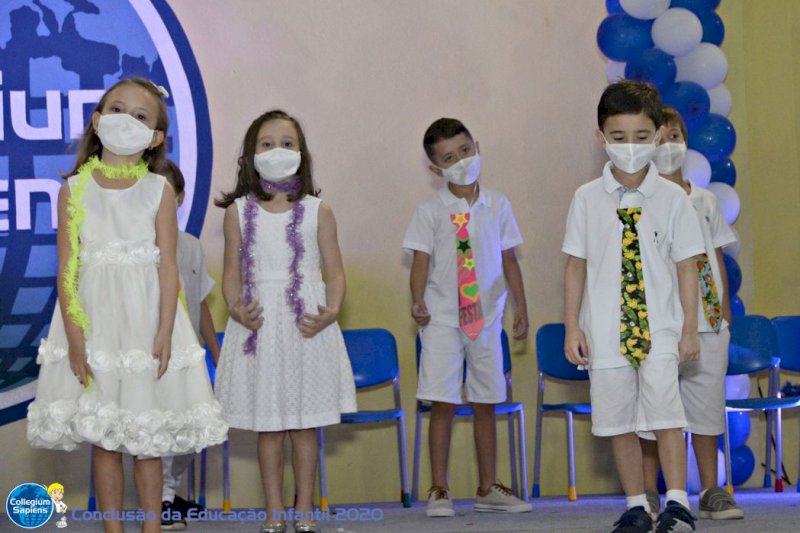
[26,78,228,533]
[214,110,356,533]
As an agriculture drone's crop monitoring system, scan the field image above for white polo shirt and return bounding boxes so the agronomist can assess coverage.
[686,182,737,333]
[403,185,523,329]
[562,162,705,369]
[177,231,215,337]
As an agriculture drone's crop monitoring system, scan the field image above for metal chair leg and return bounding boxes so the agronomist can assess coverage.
[518,409,529,501]
[567,412,577,501]
[508,412,518,496]
[412,405,423,501]
[222,439,231,512]
[775,408,783,492]
[198,450,207,507]
[396,415,412,507]
[723,410,734,496]
[87,446,96,511]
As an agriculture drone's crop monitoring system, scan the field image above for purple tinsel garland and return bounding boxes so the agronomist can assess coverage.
[239,176,305,355]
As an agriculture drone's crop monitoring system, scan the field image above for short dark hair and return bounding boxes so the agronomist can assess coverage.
[660,105,688,142]
[597,80,662,131]
[423,118,473,161]
[156,159,185,196]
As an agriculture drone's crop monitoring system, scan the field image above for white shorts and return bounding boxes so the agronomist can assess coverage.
[416,318,506,405]
[677,328,729,436]
[589,354,686,437]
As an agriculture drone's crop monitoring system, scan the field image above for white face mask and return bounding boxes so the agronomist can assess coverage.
[254,148,302,181]
[653,142,687,175]
[604,136,657,174]
[440,154,481,186]
[96,113,156,156]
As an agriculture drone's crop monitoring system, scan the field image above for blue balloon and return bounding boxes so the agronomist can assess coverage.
[606,0,623,14]
[670,0,721,14]
[710,158,737,186]
[722,253,742,295]
[688,114,737,163]
[625,48,677,90]
[662,82,710,126]
[730,445,755,486]
[597,14,654,62]
[698,11,725,45]
[731,295,746,317]
[718,412,751,450]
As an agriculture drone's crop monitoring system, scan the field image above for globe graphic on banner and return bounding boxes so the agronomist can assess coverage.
[0,0,211,422]
[5,483,53,528]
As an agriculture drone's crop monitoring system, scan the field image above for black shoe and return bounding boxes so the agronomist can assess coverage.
[612,506,653,533]
[655,501,695,532]
[172,495,205,518]
[161,501,187,531]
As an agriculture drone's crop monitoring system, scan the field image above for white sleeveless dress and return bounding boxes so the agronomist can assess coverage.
[26,173,229,457]
[215,196,357,431]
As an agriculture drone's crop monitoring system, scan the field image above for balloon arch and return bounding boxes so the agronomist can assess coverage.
[598,0,754,488]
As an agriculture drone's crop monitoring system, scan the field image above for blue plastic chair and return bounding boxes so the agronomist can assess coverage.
[723,315,800,494]
[317,328,411,509]
[189,331,231,511]
[411,329,528,501]
[772,315,800,492]
[532,323,591,501]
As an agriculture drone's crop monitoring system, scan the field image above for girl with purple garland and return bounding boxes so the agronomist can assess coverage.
[214,110,357,533]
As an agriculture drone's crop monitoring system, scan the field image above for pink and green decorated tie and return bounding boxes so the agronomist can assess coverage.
[618,207,650,368]
[697,253,722,333]
[451,212,484,340]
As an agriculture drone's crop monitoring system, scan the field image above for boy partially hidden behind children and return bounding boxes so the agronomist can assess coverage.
[563,81,704,533]
[403,118,530,517]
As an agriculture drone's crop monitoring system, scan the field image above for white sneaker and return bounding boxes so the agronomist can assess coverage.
[474,483,532,513]
[426,486,455,517]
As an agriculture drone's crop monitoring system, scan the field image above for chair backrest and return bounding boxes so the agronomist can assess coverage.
[204,331,224,385]
[727,315,779,376]
[342,328,399,389]
[772,315,800,373]
[415,329,513,376]
[535,323,589,381]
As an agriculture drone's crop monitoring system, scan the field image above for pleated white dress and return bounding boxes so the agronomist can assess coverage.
[214,196,357,431]
[26,173,228,457]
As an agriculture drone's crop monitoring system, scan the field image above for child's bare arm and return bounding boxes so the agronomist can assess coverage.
[154,183,179,378]
[502,248,528,340]
[300,202,344,337]
[715,247,732,323]
[199,300,220,365]
[564,255,589,366]
[410,251,431,326]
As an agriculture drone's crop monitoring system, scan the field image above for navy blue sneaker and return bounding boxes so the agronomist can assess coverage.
[655,501,695,532]
[612,506,653,533]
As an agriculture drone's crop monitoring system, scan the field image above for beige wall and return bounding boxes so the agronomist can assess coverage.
[2,0,797,510]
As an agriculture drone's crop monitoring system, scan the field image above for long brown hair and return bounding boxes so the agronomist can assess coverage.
[216,110,319,208]
[66,77,169,176]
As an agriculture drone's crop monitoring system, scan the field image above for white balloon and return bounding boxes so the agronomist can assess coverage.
[723,225,740,258]
[607,60,626,83]
[675,43,729,89]
[707,182,740,224]
[683,149,712,188]
[708,84,732,116]
[725,374,750,400]
[652,8,703,57]
[621,0,670,20]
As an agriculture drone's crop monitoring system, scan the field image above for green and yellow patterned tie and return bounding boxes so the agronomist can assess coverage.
[618,207,651,368]
[697,253,722,333]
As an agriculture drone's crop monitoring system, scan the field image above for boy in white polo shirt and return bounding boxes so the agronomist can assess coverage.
[403,118,530,517]
[563,82,705,533]
[641,105,743,521]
